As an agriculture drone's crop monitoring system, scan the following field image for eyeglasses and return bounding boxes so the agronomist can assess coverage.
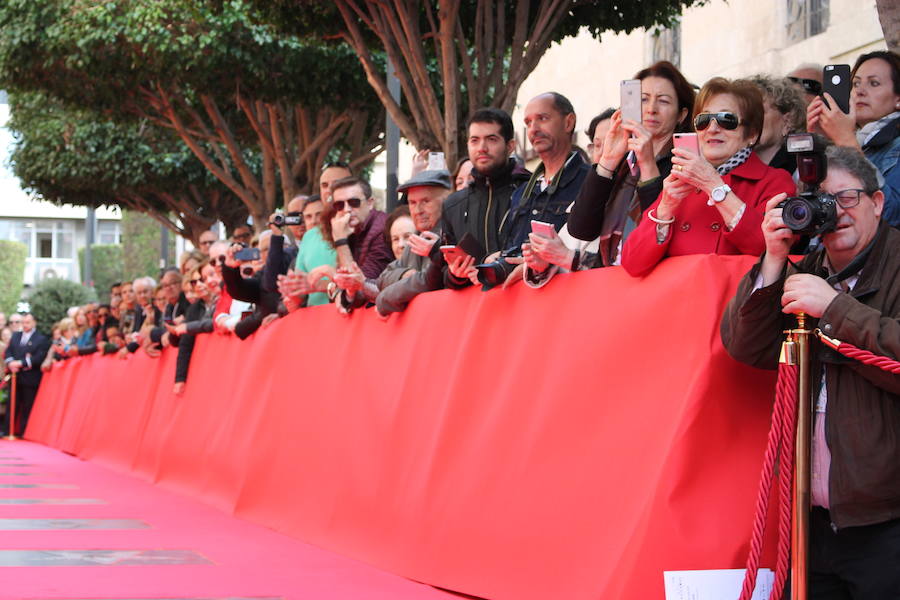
[189,278,203,287]
[216,255,227,265]
[199,240,214,246]
[333,198,363,212]
[787,77,822,96]
[233,232,252,240]
[693,112,742,131]
[829,188,867,209]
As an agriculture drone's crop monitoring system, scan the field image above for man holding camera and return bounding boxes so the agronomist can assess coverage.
[334,170,452,316]
[721,145,900,598]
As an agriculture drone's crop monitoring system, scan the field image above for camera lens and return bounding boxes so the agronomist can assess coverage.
[788,203,810,225]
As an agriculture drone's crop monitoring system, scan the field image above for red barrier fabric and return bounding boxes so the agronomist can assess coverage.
[29,255,780,600]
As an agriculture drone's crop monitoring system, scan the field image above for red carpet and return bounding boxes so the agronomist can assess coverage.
[0,439,458,600]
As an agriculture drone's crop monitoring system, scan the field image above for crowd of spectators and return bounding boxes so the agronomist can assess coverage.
[6,50,899,398]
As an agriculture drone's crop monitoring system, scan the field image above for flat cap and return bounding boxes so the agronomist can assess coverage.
[397,169,452,192]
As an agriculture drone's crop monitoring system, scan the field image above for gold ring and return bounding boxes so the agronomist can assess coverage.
[675,165,682,171]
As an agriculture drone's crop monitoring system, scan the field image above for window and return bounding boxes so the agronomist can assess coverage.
[786,0,829,44]
[97,220,121,245]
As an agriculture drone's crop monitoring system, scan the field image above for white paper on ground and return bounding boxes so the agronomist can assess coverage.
[663,568,774,600]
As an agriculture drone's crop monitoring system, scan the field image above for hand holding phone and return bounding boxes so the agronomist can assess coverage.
[673,133,699,156]
[822,64,851,114]
[530,220,557,239]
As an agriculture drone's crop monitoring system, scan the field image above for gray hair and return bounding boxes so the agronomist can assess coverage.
[747,74,806,133]
[826,146,882,195]
[133,276,157,290]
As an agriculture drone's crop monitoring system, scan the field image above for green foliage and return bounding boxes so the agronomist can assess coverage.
[6,90,248,236]
[27,277,96,334]
[121,211,163,281]
[78,244,124,301]
[0,241,27,317]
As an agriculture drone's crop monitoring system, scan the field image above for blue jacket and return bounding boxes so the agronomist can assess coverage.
[500,151,589,254]
[863,116,900,227]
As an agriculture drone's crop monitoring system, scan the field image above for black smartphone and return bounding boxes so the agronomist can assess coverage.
[456,232,486,262]
[234,247,261,261]
[822,64,851,114]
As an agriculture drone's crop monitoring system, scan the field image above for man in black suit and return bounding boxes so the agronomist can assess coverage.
[4,313,50,437]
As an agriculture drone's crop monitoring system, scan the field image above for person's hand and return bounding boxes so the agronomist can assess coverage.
[502,257,526,289]
[331,212,353,241]
[656,172,694,220]
[448,255,476,281]
[333,262,365,294]
[261,313,280,328]
[522,242,550,273]
[225,243,242,268]
[598,110,629,170]
[528,230,574,270]
[670,146,721,195]
[7,360,22,373]
[407,231,440,257]
[411,148,429,175]
[166,322,188,336]
[307,265,335,293]
[144,344,161,358]
[807,94,858,148]
[117,346,129,360]
[173,381,185,396]
[66,346,80,358]
[482,250,501,264]
[761,194,797,263]
[621,119,658,177]
[781,274,838,318]
[277,270,311,298]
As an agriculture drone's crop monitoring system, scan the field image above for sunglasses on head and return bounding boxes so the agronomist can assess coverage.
[787,77,822,96]
[333,198,363,212]
[693,112,742,131]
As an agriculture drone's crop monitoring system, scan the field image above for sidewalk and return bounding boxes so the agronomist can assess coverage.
[0,440,457,600]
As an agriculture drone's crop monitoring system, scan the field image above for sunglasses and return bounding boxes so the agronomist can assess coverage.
[333,198,363,212]
[693,112,742,131]
[787,77,822,96]
[189,278,203,287]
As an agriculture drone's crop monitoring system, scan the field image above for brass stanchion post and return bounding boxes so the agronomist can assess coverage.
[5,373,16,441]
[791,313,813,600]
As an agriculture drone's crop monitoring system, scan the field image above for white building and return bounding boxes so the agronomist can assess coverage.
[0,92,122,286]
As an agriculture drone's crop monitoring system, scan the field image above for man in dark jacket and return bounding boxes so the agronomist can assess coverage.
[4,313,50,436]
[469,93,589,288]
[442,108,530,269]
[721,146,900,597]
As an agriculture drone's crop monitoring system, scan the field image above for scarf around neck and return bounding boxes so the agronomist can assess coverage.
[716,146,753,176]
[857,111,900,148]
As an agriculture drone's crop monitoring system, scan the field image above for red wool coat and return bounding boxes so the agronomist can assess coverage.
[622,152,796,277]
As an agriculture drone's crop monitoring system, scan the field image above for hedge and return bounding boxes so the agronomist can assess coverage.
[0,240,27,317]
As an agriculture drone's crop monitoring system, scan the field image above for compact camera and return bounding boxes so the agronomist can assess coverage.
[271,213,302,227]
[777,133,836,237]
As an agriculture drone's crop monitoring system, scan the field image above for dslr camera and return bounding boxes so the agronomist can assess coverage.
[777,133,836,236]
[271,213,302,228]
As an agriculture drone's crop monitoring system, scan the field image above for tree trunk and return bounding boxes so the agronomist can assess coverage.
[876,0,900,53]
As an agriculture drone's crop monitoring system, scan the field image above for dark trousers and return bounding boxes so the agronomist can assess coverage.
[807,506,900,599]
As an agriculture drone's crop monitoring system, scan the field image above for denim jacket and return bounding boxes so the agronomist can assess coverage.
[863,116,900,227]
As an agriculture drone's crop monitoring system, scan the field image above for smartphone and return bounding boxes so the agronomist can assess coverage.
[620,79,642,124]
[530,220,556,238]
[234,247,261,261]
[822,64,851,114]
[440,245,466,264]
[456,231,486,261]
[673,133,699,156]
[427,151,447,171]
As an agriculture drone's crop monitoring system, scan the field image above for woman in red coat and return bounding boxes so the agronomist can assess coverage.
[622,78,796,277]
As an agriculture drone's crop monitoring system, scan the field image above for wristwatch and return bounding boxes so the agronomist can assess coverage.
[708,183,732,206]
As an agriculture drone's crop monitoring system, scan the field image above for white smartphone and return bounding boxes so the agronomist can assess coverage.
[620,79,642,124]
[428,152,447,171]
[530,220,556,238]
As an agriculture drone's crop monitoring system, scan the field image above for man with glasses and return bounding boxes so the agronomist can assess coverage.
[197,229,218,257]
[329,176,392,280]
[231,225,252,245]
[787,63,824,106]
[722,145,900,598]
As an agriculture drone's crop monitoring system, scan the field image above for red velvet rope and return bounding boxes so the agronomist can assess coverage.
[833,343,900,373]
[738,361,797,600]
